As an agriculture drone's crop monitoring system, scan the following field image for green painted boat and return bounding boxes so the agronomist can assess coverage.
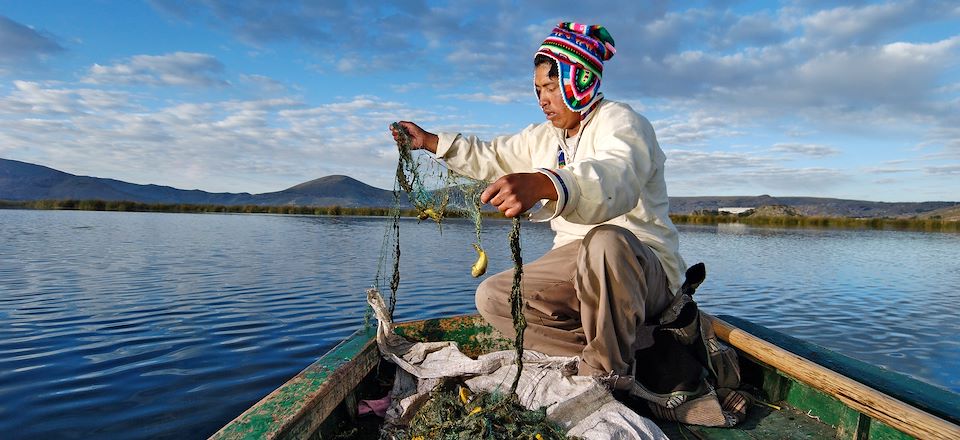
[211,314,960,439]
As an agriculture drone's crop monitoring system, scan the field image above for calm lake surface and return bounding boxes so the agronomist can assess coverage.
[1,209,958,439]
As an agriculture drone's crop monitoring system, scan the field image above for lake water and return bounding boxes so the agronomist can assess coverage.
[1,209,958,439]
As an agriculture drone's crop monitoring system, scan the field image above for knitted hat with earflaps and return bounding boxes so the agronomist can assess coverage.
[536,22,616,112]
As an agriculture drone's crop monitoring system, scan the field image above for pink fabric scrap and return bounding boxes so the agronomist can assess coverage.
[357,395,391,417]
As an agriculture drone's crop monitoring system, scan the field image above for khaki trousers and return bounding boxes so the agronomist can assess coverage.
[476,224,672,376]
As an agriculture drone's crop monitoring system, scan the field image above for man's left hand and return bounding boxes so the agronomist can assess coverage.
[481,172,558,218]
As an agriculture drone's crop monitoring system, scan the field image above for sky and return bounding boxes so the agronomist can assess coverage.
[0,1,958,202]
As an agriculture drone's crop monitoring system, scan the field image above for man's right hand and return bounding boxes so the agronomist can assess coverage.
[481,172,558,218]
[390,121,439,154]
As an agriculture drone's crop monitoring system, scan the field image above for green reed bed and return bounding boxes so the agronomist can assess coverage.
[5,199,958,232]
[2,198,493,219]
[4,199,397,216]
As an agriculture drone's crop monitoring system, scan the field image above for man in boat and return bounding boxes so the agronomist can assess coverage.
[391,22,685,381]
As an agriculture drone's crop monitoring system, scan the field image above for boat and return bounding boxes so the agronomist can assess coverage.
[210,313,960,439]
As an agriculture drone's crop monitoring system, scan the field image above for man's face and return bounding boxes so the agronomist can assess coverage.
[534,63,581,134]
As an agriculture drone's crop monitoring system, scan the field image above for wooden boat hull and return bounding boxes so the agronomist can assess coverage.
[211,314,960,440]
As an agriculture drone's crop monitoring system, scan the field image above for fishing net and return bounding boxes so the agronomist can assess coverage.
[379,123,527,371]
[373,124,491,318]
[371,123,549,438]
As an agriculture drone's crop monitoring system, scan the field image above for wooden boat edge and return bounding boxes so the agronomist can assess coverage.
[710,314,960,439]
[208,315,502,440]
[209,324,380,440]
[210,313,960,440]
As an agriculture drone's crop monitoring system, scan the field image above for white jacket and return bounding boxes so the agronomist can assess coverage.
[436,99,685,293]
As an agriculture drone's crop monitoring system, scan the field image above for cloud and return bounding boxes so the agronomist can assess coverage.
[83,52,228,87]
[865,166,917,174]
[714,11,793,49]
[613,33,960,113]
[145,0,676,85]
[739,167,849,190]
[923,118,960,158]
[666,149,773,174]
[144,1,959,112]
[238,74,291,97]
[0,15,64,69]
[586,4,960,172]
[0,81,445,192]
[924,165,960,175]
[438,76,536,107]
[799,0,954,47]
[149,0,430,71]
[0,80,134,115]
[771,143,840,157]
[664,148,852,196]
[390,82,426,93]
[792,37,960,108]
[440,91,530,105]
[653,112,744,147]
[874,177,901,185]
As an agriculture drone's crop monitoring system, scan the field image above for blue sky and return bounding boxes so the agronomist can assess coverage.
[1,1,958,202]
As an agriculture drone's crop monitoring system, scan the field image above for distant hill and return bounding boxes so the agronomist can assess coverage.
[2,157,957,217]
[747,205,802,217]
[669,195,958,219]
[0,158,393,208]
[915,205,960,222]
[255,175,397,207]
[0,158,254,204]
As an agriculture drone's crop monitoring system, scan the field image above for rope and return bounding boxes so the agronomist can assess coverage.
[389,197,401,318]
[508,217,526,393]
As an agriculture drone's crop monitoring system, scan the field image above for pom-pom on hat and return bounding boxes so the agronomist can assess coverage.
[536,22,616,112]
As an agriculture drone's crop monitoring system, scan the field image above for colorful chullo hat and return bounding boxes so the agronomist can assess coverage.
[536,22,616,112]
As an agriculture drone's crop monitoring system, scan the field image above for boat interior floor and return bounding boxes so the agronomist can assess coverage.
[319,360,839,440]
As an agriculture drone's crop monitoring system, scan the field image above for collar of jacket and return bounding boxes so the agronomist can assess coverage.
[552,96,606,143]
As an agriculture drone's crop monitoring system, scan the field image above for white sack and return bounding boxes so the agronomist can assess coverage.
[367,288,667,440]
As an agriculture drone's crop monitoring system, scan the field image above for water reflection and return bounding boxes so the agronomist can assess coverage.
[0,210,957,439]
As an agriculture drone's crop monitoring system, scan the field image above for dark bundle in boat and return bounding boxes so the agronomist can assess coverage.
[394,379,574,440]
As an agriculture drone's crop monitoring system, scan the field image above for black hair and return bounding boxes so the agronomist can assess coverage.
[534,54,559,78]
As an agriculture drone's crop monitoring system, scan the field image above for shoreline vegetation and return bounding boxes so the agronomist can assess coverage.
[2,198,958,233]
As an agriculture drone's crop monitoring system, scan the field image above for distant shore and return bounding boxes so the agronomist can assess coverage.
[670,212,958,232]
[2,198,958,232]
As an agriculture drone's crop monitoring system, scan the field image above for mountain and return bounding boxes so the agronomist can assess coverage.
[0,158,254,204]
[0,158,393,208]
[255,175,398,207]
[2,157,957,217]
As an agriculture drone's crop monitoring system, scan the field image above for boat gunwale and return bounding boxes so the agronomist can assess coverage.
[711,314,960,440]
[716,314,960,424]
[209,324,380,440]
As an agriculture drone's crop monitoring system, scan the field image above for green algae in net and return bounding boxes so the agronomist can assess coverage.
[391,380,579,440]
